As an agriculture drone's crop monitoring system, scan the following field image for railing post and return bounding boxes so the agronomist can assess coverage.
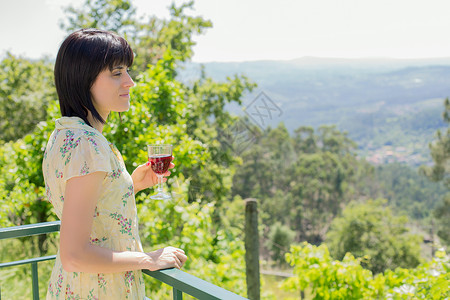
[244,198,260,300]
[31,262,39,300]
[173,287,183,300]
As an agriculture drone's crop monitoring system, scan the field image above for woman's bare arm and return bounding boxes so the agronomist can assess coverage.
[60,171,187,273]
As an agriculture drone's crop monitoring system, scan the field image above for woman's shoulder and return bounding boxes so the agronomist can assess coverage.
[49,128,114,176]
[75,128,112,154]
[53,116,110,147]
[46,127,112,162]
[55,123,108,145]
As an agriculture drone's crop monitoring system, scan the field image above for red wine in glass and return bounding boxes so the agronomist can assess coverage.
[148,144,172,200]
[149,154,172,175]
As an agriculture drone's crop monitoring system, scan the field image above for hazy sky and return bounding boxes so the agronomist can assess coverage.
[1,0,450,62]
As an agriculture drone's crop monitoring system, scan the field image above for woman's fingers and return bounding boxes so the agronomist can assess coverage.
[164,159,174,177]
[149,247,187,270]
[178,253,188,265]
[171,248,187,268]
[173,255,182,269]
[174,248,187,266]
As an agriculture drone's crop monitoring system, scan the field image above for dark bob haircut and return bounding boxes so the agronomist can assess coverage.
[54,28,134,127]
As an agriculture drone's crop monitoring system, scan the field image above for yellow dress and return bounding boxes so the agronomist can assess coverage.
[43,116,145,299]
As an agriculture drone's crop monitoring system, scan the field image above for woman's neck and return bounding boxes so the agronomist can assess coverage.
[86,110,107,133]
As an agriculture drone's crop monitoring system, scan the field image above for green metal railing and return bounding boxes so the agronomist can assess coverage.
[0,221,247,300]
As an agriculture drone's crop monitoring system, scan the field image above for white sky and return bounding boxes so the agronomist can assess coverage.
[1,0,450,62]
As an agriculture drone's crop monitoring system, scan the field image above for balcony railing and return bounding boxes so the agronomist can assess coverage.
[0,221,247,300]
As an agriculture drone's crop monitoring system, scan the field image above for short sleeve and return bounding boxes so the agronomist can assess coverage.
[63,135,112,182]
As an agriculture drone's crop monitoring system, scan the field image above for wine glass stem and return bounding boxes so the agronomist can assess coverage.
[157,174,163,193]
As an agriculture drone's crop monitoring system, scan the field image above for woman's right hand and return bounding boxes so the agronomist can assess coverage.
[146,247,188,271]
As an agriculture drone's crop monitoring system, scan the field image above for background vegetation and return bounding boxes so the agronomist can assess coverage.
[0,0,448,299]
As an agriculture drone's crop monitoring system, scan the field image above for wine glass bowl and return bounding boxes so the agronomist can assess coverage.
[149,154,172,175]
[148,144,172,200]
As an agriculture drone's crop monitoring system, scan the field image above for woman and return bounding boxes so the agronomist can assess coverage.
[43,28,187,299]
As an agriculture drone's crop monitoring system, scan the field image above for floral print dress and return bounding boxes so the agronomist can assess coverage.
[43,117,145,299]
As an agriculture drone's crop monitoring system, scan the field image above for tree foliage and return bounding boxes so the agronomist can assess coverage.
[326,199,422,274]
[420,98,450,246]
[283,242,375,299]
[136,179,246,298]
[60,0,136,34]
[373,163,447,220]
[266,222,295,266]
[0,53,55,142]
[421,98,450,187]
[61,0,212,72]
[282,242,449,300]
[232,124,369,245]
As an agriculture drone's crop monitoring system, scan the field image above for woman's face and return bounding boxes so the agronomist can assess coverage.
[90,65,135,118]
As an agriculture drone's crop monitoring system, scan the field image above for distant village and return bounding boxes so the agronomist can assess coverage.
[362,145,431,166]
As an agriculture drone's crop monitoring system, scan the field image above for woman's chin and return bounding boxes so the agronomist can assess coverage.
[116,103,130,113]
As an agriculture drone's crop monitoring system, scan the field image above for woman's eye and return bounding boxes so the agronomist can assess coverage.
[112,68,129,76]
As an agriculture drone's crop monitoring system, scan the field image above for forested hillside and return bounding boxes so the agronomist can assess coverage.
[179,59,450,165]
[227,120,447,247]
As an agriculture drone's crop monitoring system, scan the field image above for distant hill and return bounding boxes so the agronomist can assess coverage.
[177,57,450,165]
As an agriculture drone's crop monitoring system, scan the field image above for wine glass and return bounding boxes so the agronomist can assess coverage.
[148,144,172,200]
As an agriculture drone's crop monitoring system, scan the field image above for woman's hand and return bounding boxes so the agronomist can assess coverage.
[131,156,174,194]
[146,247,188,271]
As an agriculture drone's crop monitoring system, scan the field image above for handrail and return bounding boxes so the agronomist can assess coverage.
[0,222,247,300]
[0,255,57,269]
[143,269,246,300]
[0,221,61,240]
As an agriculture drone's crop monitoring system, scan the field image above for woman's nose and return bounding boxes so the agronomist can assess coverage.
[124,73,135,88]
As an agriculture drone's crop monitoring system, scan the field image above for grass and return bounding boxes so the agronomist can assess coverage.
[262,274,301,299]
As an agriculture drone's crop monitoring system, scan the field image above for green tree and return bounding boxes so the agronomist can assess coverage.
[0,53,55,142]
[285,125,360,243]
[282,242,377,299]
[135,178,246,298]
[61,0,212,72]
[326,199,422,274]
[374,163,447,221]
[293,126,317,153]
[282,242,449,300]
[421,98,450,187]
[60,0,136,34]
[266,222,295,266]
[420,98,450,246]
[433,195,450,244]
[231,124,366,245]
